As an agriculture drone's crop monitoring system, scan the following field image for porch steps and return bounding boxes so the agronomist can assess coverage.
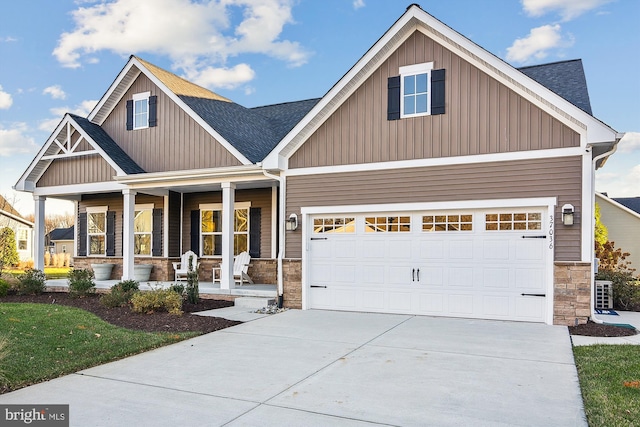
[234,297,276,309]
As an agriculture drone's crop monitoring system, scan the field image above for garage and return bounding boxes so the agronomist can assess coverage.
[306,206,551,322]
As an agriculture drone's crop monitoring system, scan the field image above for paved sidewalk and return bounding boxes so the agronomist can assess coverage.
[1,310,586,426]
[571,310,640,346]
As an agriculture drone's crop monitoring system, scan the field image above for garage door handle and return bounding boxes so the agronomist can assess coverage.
[412,268,415,282]
[521,293,546,297]
[416,268,420,281]
[522,235,546,239]
[311,285,327,288]
[310,237,328,241]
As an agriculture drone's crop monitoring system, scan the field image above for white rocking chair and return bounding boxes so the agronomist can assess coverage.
[172,250,199,281]
[213,251,254,285]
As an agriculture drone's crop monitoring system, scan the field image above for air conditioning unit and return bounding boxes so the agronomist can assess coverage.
[595,280,613,309]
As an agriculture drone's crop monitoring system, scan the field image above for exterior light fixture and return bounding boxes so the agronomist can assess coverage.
[285,213,298,231]
[562,204,574,226]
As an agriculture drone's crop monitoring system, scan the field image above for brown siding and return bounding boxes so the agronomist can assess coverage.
[100,73,242,172]
[285,156,583,261]
[182,188,273,258]
[37,155,117,187]
[290,31,580,168]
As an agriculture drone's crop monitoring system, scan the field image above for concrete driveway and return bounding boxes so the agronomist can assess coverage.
[0,310,585,426]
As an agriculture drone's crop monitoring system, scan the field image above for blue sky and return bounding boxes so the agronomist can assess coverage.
[1,0,638,217]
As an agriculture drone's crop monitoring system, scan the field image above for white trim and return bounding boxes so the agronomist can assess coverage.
[271,186,278,258]
[134,203,154,210]
[286,147,584,177]
[400,62,433,118]
[300,197,556,324]
[86,206,108,213]
[581,151,594,262]
[33,181,127,196]
[199,202,251,211]
[163,195,169,258]
[132,91,151,130]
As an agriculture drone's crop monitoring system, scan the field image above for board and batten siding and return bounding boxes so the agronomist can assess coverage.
[182,188,274,258]
[289,31,579,169]
[285,156,582,261]
[100,73,242,173]
[38,155,117,187]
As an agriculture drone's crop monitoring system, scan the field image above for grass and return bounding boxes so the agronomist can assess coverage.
[0,303,197,393]
[574,345,640,426]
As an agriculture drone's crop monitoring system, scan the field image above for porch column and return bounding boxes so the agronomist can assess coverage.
[33,195,46,271]
[220,182,235,290]
[122,189,136,280]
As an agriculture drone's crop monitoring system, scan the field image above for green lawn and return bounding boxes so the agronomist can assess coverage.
[574,345,640,426]
[0,303,197,393]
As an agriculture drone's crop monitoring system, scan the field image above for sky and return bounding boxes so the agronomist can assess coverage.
[0,0,638,218]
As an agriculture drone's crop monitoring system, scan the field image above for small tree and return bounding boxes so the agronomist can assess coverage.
[0,227,20,273]
[594,202,608,246]
[185,254,199,304]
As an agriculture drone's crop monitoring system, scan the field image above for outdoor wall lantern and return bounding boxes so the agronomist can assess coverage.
[285,213,298,231]
[562,204,575,226]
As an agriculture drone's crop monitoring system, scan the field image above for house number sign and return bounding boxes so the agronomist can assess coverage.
[548,214,554,249]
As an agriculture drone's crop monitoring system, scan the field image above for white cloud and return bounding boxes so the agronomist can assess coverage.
[0,36,17,42]
[39,99,99,131]
[596,164,640,197]
[0,85,12,109]
[0,123,38,157]
[522,0,612,21]
[52,0,310,89]
[43,85,67,100]
[506,24,573,64]
[353,0,365,10]
[184,63,255,90]
[617,132,640,154]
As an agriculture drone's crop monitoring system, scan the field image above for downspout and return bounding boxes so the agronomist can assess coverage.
[589,133,624,324]
[262,169,285,307]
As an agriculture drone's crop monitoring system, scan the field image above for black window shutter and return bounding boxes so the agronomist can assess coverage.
[106,211,116,256]
[249,208,261,258]
[431,69,446,115]
[148,95,158,127]
[126,100,133,130]
[387,76,401,120]
[152,208,162,256]
[190,210,200,255]
[78,212,87,256]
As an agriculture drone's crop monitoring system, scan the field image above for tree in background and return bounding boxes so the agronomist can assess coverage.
[0,227,20,273]
[594,202,608,246]
[23,212,75,238]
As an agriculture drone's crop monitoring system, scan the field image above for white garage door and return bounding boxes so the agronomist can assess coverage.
[307,208,549,322]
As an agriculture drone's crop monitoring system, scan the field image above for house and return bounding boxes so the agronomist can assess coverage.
[47,226,75,256]
[14,5,623,325]
[0,195,34,262]
[596,193,640,270]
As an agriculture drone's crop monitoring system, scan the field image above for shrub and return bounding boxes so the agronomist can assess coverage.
[18,259,34,270]
[100,280,140,308]
[0,227,19,273]
[597,269,640,311]
[67,268,96,297]
[44,251,51,267]
[16,269,46,295]
[0,279,9,297]
[169,283,185,297]
[131,288,183,315]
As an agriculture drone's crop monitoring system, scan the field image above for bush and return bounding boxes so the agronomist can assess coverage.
[0,279,9,297]
[16,269,46,295]
[131,288,183,315]
[100,280,140,308]
[597,269,640,311]
[67,268,96,297]
[169,283,185,297]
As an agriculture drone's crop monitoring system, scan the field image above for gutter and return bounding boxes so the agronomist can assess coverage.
[589,132,624,324]
[262,169,285,306]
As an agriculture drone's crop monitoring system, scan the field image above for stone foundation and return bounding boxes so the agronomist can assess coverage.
[283,259,302,309]
[554,262,591,326]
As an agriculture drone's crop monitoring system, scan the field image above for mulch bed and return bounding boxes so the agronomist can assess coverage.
[0,292,241,333]
[568,321,638,337]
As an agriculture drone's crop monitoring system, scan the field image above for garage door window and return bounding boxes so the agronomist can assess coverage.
[423,214,473,232]
[313,217,355,233]
[485,212,542,231]
[365,216,410,232]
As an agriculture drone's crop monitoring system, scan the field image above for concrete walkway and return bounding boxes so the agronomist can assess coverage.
[571,310,640,346]
[0,310,585,426]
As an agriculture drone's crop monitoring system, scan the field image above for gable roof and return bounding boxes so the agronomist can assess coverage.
[596,193,640,220]
[0,195,33,227]
[48,226,74,241]
[613,197,640,215]
[518,59,592,115]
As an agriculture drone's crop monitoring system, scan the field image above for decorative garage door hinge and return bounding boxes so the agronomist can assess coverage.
[521,293,546,297]
[521,235,546,239]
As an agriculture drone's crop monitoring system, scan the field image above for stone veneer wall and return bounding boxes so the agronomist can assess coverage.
[283,259,302,309]
[554,262,591,326]
[74,257,173,282]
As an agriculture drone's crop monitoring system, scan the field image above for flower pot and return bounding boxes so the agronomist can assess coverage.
[91,263,114,280]
[134,264,153,282]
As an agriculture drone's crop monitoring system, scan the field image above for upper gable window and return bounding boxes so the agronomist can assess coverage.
[401,63,433,117]
[133,92,150,130]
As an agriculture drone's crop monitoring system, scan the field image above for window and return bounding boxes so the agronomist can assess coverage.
[313,217,355,233]
[62,245,67,253]
[365,216,411,232]
[485,212,542,231]
[133,92,150,130]
[423,214,473,232]
[134,205,153,256]
[401,62,433,117]
[200,204,250,256]
[87,208,107,255]
[17,228,28,250]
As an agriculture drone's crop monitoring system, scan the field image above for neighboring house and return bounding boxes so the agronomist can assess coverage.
[14,5,623,325]
[0,195,34,262]
[47,226,75,256]
[596,193,640,271]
